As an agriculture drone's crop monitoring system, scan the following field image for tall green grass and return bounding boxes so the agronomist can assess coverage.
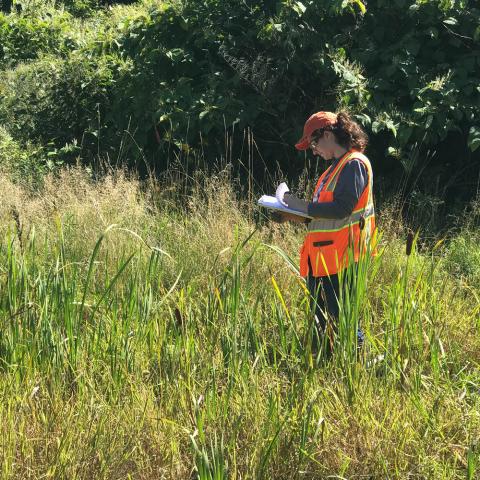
[0,165,479,478]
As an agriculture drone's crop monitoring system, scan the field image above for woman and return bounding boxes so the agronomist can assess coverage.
[274,110,376,358]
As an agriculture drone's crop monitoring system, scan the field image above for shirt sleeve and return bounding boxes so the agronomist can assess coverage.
[283,159,368,220]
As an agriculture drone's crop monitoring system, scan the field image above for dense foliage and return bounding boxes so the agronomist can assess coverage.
[0,0,479,214]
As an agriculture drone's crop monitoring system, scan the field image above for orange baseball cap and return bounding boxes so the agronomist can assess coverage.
[295,111,338,150]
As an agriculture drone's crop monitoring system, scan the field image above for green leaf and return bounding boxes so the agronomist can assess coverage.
[386,119,397,137]
[293,1,306,15]
[354,113,371,127]
[443,17,458,26]
[371,121,381,134]
[387,146,398,157]
[353,0,366,14]
[467,126,480,152]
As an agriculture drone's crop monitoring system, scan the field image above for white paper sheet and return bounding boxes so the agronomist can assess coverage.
[257,195,313,219]
[275,182,290,206]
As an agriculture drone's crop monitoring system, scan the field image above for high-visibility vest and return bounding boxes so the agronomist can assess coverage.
[299,148,376,278]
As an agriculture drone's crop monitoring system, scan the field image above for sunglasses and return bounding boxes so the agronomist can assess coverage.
[309,129,326,149]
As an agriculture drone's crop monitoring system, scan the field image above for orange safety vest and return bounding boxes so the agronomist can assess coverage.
[299,148,376,277]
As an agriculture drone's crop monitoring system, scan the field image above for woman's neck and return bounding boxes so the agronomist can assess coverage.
[332,150,348,163]
[332,146,349,161]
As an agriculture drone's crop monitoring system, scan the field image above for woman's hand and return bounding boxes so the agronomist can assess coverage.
[283,193,310,215]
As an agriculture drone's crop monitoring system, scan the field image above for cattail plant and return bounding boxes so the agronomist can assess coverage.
[406,229,414,256]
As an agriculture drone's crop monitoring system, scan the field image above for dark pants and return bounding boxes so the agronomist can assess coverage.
[306,258,364,357]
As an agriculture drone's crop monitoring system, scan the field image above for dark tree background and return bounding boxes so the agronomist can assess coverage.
[0,0,479,230]
[1,0,12,13]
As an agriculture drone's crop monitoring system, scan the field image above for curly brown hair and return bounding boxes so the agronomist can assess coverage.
[311,111,368,152]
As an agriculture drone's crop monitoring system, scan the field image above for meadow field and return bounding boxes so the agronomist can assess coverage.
[0,163,478,479]
[1,0,479,477]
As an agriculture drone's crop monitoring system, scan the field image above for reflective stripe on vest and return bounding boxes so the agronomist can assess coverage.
[309,151,374,234]
[308,204,375,233]
[323,150,373,194]
[312,152,350,202]
[299,149,376,277]
[312,164,335,202]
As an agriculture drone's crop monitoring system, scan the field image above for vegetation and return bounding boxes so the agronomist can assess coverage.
[0,163,479,478]
[0,0,479,478]
[0,0,479,216]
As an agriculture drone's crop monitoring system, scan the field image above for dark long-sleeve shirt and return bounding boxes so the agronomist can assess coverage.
[284,155,368,220]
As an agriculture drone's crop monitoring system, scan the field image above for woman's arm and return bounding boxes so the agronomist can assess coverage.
[284,159,367,219]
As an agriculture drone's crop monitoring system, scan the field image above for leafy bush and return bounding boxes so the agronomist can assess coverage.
[349,0,480,152]
[0,0,479,206]
[444,231,480,286]
[58,0,140,18]
[0,127,61,184]
[0,53,132,162]
[0,10,74,68]
[97,0,480,171]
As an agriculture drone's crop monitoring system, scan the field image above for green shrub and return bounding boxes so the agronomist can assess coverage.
[0,53,132,162]
[93,0,480,177]
[57,0,139,18]
[0,0,479,206]
[0,10,74,68]
[0,126,63,184]
[443,231,480,286]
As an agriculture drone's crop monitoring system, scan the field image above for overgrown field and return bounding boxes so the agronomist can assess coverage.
[0,165,479,479]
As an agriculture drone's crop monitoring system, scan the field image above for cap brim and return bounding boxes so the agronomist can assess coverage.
[295,137,310,151]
